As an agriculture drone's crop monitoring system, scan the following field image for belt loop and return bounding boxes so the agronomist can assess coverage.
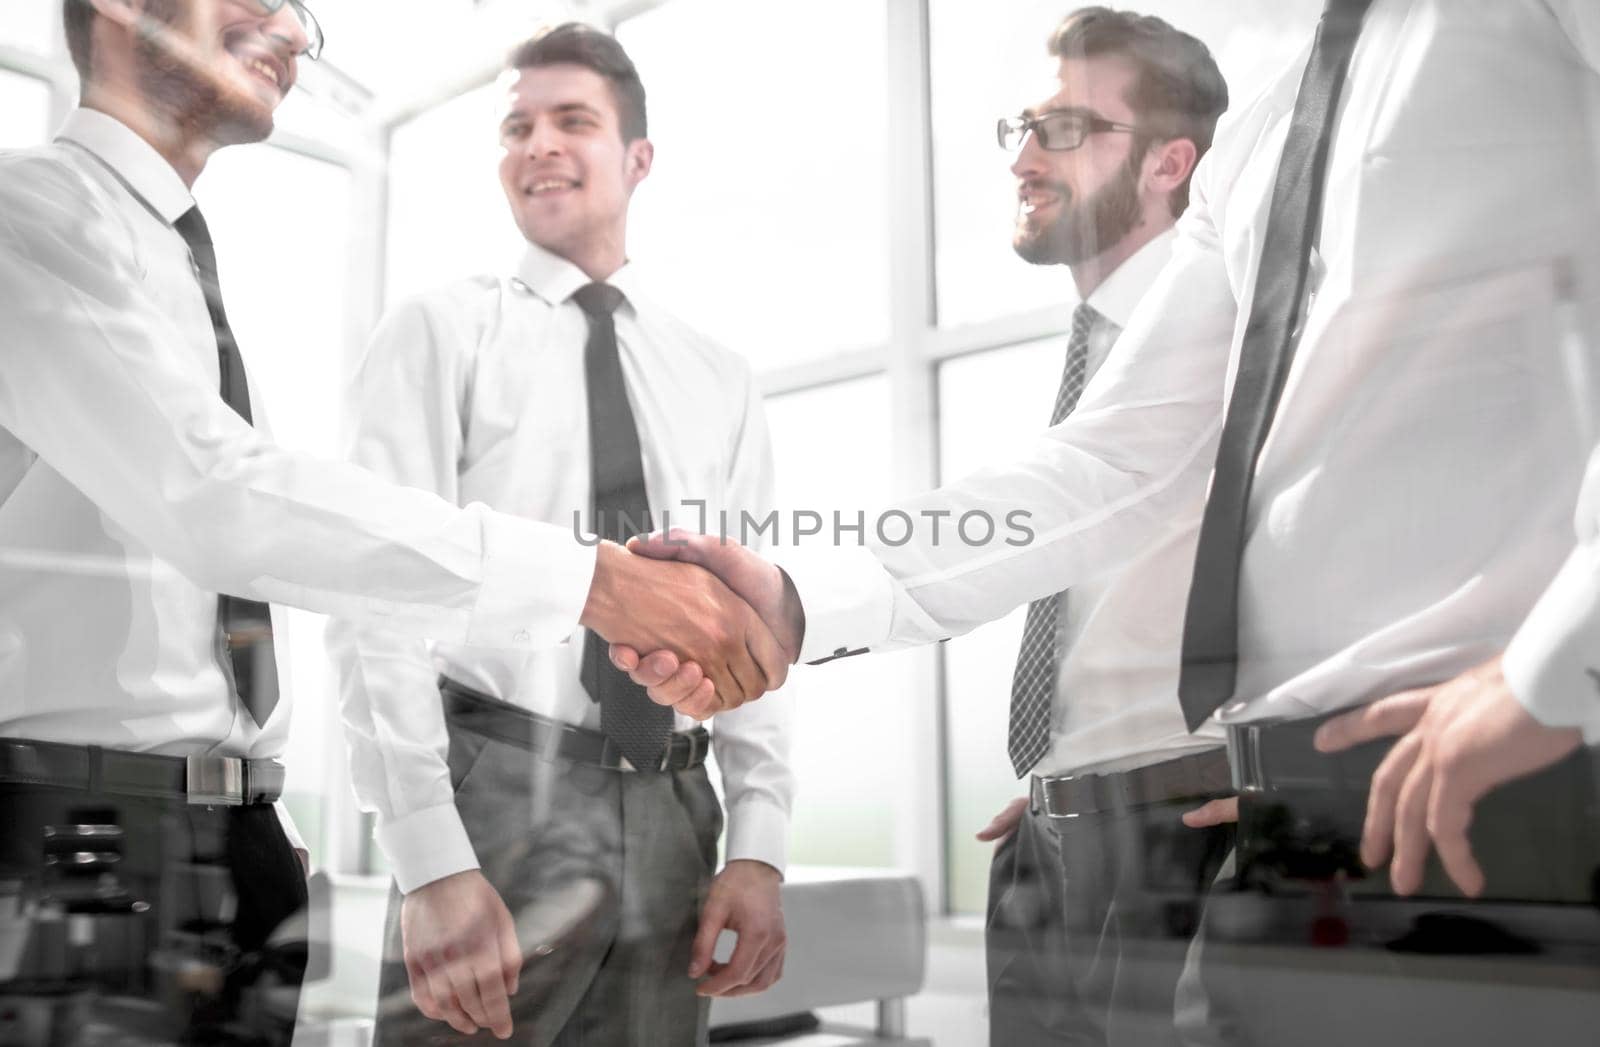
[86,744,102,795]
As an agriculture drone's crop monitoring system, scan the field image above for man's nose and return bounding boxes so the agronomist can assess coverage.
[1010,131,1047,179]
[261,4,309,57]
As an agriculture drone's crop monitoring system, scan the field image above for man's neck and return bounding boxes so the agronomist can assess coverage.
[82,90,214,188]
[1068,213,1172,301]
[554,230,629,284]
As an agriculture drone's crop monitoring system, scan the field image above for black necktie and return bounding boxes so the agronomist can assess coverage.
[1177,0,1374,732]
[1007,303,1099,778]
[573,282,673,770]
[173,206,280,729]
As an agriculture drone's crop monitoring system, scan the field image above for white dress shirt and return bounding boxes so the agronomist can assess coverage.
[328,243,795,894]
[1041,229,1225,776]
[0,108,597,762]
[785,0,1600,743]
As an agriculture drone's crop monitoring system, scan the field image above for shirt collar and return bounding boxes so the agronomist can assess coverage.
[513,240,642,314]
[55,107,194,224]
[1086,226,1177,329]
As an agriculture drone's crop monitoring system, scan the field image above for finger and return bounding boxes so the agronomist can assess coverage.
[1388,748,1437,896]
[975,797,1029,842]
[608,644,642,673]
[745,616,790,692]
[425,963,477,1035]
[664,678,720,720]
[1429,753,1487,897]
[697,932,765,997]
[1181,797,1238,829]
[405,957,443,1022]
[1313,689,1431,752]
[627,528,702,563]
[725,945,785,997]
[641,661,704,706]
[689,897,729,979]
[498,902,522,1002]
[473,951,514,1040]
[445,953,493,1033]
[1360,732,1421,870]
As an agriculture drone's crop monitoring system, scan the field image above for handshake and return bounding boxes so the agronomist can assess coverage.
[579,529,805,716]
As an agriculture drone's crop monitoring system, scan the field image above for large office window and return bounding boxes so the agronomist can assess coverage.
[5,0,59,56]
[619,0,892,372]
[0,70,52,148]
[764,377,914,868]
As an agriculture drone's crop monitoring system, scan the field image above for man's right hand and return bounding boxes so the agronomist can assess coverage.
[975,797,1029,843]
[580,539,793,711]
[401,869,520,1040]
[604,530,804,718]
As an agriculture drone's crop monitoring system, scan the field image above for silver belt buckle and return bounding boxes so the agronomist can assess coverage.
[1225,725,1264,795]
[186,755,245,806]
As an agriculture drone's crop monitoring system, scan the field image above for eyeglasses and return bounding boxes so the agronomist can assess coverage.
[996,110,1140,152]
[251,0,324,61]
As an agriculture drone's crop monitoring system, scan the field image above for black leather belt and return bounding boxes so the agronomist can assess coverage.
[441,679,710,773]
[1031,748,1232,819]
[0,737,285,806]
[1224,713,1393,795]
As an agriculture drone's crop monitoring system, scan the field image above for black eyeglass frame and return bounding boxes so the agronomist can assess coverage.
[996,109,1142,152]
[253,0,324,61]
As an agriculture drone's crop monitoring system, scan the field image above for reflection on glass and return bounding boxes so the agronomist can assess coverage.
[0,70,52,150]
[765,377,910,868]
[197,145,354,864]
[928,0,1324,329]
[937,337,1067,913]
[619,0,891,371]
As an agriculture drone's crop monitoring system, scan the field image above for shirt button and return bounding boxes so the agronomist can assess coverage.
[513,629,531,643]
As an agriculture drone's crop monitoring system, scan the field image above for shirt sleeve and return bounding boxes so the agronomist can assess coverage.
[0,152,595,655]
[1502,445,1600,744]
[325,297,482,894]
[783,152,1239,663]
[708,362,796,874]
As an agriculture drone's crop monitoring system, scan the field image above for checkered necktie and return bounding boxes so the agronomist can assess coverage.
[1006,302,1099,778]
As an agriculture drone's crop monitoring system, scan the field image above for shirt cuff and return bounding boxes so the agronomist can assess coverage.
[466,509,597,652]
[1502,543,1600,746]
[375,802,481,894]
[722,796,790,876]
[775,544,895,664]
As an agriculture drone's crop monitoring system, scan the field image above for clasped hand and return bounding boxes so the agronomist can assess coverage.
[587,531,803,718]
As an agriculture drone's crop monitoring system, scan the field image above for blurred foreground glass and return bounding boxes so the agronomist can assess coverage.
[0,71,51,150]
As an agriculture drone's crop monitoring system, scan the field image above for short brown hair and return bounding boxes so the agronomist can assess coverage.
[63,0,94,81]
[1050,7,1227,215]
[507,23,647,142]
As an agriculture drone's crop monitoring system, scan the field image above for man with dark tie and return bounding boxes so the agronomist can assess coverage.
[972,11,1230,1046]
[329,24,792,1046]
[0,4,784,1044]
[617,2,1600,1043]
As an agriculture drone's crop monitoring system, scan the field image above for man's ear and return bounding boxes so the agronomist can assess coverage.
[86,0,141,29]
[1145,136,1199,198]
[625,137,654,189]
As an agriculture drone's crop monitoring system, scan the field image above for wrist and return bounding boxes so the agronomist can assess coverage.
[579,540,630,638]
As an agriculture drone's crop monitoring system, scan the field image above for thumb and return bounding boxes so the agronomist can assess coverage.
[627,528,701,563]
[689,895,730,978]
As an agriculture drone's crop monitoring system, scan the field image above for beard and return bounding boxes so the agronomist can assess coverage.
[1013,143,1146,266]
[135,0,275,147]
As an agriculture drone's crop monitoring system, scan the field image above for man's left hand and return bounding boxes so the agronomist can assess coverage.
[690,859,786,998]
[1313,655,1583,897]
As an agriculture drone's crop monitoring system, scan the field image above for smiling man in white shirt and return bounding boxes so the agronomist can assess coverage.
[329,24,793,1047]
[0,4,786,1045]
[615,2,1600,1044]
[973,11,1231,1047]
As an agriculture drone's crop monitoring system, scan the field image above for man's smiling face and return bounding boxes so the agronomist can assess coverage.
[133,0,306,144]
[496,63,651,263]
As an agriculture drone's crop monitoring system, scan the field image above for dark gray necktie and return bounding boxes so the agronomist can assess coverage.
[173,206,280,729]
[1007,302,1099,778]
[573,282,673,770]
[1177,0,1374,731]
